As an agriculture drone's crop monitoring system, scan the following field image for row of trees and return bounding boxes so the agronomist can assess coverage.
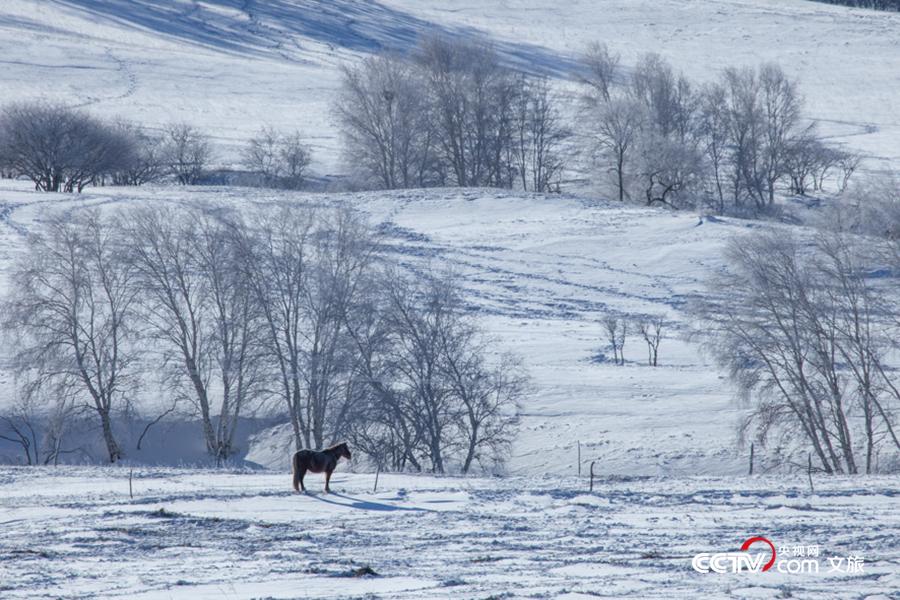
[0,204,523,472]
[580,45,858,215]
[335,37,570,192]
[0,102,313,192]
[0,103,209,190]
[2,42,858,214]
[812,0,900,10]
[335,36,858,215]
[694,229,900,474]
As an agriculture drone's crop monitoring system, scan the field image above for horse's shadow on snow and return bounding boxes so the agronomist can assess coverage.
[306,491,432,513]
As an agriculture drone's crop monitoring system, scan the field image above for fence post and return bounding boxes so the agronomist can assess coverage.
[807,453,814,494]
[589,461,596,493]
[373,466,380,493]
[577,441,581,477]
[749,442,754,475]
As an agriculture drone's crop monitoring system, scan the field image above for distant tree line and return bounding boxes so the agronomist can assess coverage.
[0,205,524,472]
[0,102,313,193]
[336,37,859,217]
[0,40,862,216]
[811,0,900,10]
[334,36,570,193]
[577,44,859,216]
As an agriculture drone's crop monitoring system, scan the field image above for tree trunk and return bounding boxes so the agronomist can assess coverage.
[99,410,122,463]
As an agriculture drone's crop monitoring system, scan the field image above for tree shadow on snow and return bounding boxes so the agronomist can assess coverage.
[52,0,580,77]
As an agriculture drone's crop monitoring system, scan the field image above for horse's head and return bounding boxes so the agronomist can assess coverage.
[339,442,352,460]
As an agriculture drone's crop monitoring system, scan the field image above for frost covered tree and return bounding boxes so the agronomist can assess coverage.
[242,127,311,189]
[335,54,437,189]
[2,211,139,463]
[513,77,570,192]
[125,207,265,462]
[0,102,136,192]
[352,268,523,473]
[161,123,211,185]
[694,230,900,473]
[579,42,620,104]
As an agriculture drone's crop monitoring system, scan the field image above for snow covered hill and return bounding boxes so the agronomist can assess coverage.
[1,180,764,475]
[0,0,897,173]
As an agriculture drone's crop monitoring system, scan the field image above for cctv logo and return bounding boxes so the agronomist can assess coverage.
[692,536,777,574]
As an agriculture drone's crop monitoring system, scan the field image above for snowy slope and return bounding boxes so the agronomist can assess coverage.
[2,180,763,476]
[0,0,897,173]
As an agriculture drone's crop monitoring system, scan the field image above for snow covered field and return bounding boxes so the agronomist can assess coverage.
[1,466,897,599]
[0,0,897,171]
[1,1,899,597]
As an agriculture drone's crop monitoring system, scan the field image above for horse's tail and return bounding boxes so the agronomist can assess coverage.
[291,451,300,492]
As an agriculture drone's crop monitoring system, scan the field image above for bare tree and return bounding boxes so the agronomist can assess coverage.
[697,82,731,213]
[0,397,42,465]
[299,207,377,449]
[161,123,211,185]
[629,53,695,142]
[335,54,437,189]
[0,101,136,192]
[2,211,139,462]
[836,151,861,193]
[380,268,523,473]
[758,63,803,206]
[234,206,316,451]
[125,207,264,462]
[110,121,165,186]
[634,130,703,208]
[440,333,525,473]
[242,127,311,189]
[279,131,312,189]
[342,268,425,472]
[785,129,828,196]
[243,126,281,186]
[691,230,900,474]
[603,316,627,365]
[513,77,570,192]
[579,42,620,104]
[589,97,642,202]
[233,205,375,452]
[638,319,664,366]
[417,35,519,188]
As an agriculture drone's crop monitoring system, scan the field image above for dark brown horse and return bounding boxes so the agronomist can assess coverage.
[291,442,352,493]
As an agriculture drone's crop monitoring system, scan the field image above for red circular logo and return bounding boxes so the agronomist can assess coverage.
[740,536,777,572]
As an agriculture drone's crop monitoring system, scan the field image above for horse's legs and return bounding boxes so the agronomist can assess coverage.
[325,469,332,493]
[299,467,307,492]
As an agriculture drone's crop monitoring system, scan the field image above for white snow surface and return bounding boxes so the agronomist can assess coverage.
[0,180,757,476]
[0,467,897,599]
[0,0,897,171]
